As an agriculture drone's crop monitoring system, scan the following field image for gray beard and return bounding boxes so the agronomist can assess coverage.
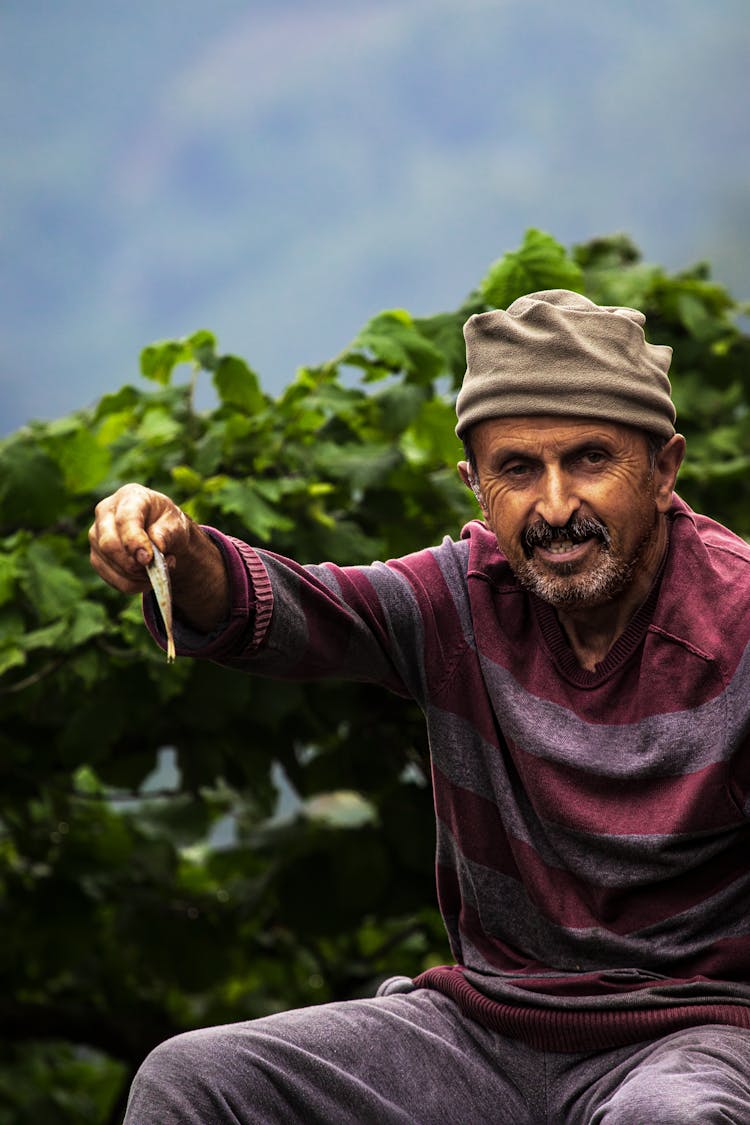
[513,544,637,608]
[512,514,659,610]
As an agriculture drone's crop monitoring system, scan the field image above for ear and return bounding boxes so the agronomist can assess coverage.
[653,434,686,513]
[458,461,488,515]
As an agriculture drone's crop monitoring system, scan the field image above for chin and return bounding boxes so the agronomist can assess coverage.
[515,556,634,609]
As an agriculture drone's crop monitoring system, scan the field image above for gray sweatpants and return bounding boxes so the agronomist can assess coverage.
[124,990,750,1123]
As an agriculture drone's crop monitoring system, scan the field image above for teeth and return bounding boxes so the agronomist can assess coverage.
[548,539,576,554]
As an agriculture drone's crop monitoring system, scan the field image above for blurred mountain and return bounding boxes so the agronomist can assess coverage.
[1,0,748,433]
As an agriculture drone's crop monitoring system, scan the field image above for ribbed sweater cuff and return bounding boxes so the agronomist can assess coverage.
[413,966,750,1053]
[142,526,273,659]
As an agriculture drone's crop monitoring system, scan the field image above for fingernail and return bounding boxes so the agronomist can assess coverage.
[135,548,150,565]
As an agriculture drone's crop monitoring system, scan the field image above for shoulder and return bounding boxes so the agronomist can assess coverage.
[382,521,505,584]
[456,519,517,587]
[669,494,750,576]
[657,496,750,663]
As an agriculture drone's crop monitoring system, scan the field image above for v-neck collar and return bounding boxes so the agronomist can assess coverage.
[531,536,669,689]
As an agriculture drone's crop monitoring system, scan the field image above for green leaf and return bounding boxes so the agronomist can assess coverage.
[374,384,429,435]
[187,329,218,370]
[313,441,401,490]
[213,479,294,539]
[401,399,463,466]
[413,309,474,384]
[20,541,85,622]
[345,311,446,384]
[213,356,266,413]
[676,292,722,341]
[0,641,25,677]
[67,600,109,647]
[140,339,192,384]
[51,426,112,493]
[0,442,67,529]
[138,406,183,444]
[95,383,141,418]
[20,619,69,651]
[171,464,204,493]
[0,548,21,606]
[480,228,584,308]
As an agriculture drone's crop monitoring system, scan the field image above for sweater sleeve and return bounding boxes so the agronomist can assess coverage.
[143,526,473,705]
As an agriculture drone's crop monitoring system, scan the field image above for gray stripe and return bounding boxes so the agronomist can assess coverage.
[259,557,430,694]
[355,561,429,700]
[430,708,564,868]
[431,537,477,651]
[479,652,732,778]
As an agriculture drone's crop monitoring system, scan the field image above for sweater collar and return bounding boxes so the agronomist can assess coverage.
[531,515,676,688]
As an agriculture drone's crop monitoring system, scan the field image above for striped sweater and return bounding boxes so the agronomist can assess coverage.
[153,495,750,1051]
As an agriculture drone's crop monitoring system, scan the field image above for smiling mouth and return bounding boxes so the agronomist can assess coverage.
[523,517,611,560]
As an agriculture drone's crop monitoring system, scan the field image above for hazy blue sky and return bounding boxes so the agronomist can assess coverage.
[1,0,748,433]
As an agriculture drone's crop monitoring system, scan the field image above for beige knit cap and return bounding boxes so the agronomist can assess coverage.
[455,289,675,441]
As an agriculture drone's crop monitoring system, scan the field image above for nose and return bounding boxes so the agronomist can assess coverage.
[534,466,581,528]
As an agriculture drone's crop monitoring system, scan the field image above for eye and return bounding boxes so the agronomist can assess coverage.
[504,462,532,479]
[579,449,608,467]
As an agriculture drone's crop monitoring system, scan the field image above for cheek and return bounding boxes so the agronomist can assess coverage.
[598,485,658,544]
[485,495,528,552]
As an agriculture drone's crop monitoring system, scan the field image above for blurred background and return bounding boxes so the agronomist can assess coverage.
[2,5,749,1121]
[2,0,748,435]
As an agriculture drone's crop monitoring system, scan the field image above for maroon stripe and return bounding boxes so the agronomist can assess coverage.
[435,774,521,881]
[508,746,744,836]
[670,934,750,981]
[477,615,728,723]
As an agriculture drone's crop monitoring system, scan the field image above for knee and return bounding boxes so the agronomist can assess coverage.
[125,1030,228,1123]
[594,1027,750,1125]
[598,1073,730,1125]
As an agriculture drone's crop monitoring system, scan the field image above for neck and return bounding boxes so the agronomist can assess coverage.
[556,518,668,672]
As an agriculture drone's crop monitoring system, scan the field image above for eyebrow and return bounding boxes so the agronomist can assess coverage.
[488,438,615,470]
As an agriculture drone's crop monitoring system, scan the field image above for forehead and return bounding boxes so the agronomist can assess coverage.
[470,415,648,459]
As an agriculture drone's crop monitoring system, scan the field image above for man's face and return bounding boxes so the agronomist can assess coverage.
[461,416,673,610]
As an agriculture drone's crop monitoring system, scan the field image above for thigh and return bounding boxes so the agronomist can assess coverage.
[124,989,538,1125]
[569,1024,750,1125]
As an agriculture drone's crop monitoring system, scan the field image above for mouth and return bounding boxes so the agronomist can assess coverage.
[545,537,582,555]
[533,536,599,566]
[523,517,610,564]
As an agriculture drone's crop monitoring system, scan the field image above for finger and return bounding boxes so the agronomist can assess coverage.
[89,485,159,589]
[111,484,163,561]
[89,544,151,594]
[143,501,193,564]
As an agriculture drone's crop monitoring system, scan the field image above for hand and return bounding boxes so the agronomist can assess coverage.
[89,483,230,630]
[89,483,191,594]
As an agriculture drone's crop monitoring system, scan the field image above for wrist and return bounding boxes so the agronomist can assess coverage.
[170,522,231,632]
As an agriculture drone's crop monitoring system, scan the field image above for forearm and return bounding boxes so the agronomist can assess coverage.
[168,520,231,633]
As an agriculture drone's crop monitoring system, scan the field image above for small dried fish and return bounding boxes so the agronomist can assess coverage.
[146,542,175,663]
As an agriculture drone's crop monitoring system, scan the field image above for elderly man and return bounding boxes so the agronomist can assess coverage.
[90,291,750,1123]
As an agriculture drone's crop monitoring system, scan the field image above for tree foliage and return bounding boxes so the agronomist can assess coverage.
[0,231,748,1122]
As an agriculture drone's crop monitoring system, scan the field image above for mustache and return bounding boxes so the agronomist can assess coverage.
[522,515,611,556]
